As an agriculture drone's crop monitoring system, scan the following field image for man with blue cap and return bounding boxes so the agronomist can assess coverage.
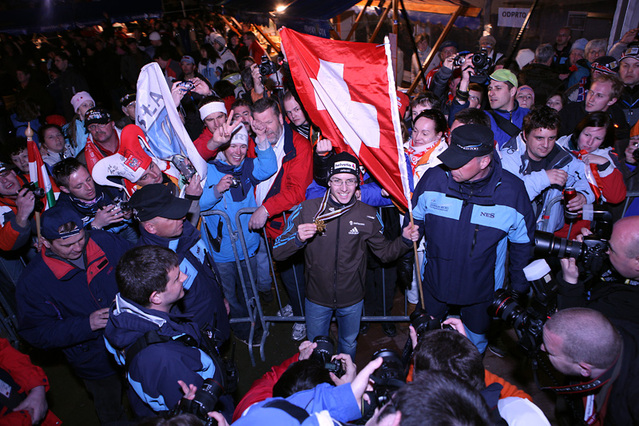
[16,205,132,424]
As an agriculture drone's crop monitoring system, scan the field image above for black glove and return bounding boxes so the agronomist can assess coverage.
[396,253,414,292]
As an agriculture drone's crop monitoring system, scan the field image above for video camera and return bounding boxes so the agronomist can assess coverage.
[490,259,558,355]
[453,48,494,75]
[310,336,345,378]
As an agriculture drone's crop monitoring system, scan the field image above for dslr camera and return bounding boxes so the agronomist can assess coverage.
[259,55,277,76]
[534,231,608,275]
[22,182,45,212]
[360,349,406,422]
[490,259,558,354]
[410,307,453,341]
[310,336,345,378]
[172,378,223,425]
[453,48,493,75]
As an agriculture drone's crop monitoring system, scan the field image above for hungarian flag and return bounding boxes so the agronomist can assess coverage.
[280,28,411,210]
[27,140,57,210]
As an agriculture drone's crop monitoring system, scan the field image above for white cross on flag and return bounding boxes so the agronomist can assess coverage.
[280,28,411,210]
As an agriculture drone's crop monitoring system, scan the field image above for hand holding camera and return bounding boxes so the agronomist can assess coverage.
[215,174,240,196]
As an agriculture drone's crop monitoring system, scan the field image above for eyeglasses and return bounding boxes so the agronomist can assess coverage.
[88,123,109,132]
[329,178,358,187]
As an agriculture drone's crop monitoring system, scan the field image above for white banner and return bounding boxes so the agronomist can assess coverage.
[136,63,207,181]
[497,8,529,28]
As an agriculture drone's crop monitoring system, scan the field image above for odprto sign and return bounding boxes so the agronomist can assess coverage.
[497,8,529,28]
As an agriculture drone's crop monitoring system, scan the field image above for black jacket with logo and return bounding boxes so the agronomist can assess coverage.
[273,196,411,308]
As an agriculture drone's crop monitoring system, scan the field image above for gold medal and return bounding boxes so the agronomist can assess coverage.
[314,219,326,233]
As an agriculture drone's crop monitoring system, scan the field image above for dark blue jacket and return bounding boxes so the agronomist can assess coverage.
[137,221,230,344]
[411,156,535,304]
[16,230,131,380]
[104,295,228,418]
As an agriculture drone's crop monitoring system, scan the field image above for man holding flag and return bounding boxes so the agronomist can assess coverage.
[410,124,535,354]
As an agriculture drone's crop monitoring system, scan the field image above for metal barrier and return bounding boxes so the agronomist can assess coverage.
[200,209,265,366]
[201,205,413,363]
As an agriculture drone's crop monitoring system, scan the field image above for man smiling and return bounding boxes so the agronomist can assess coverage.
[501,106,594,232]
[273,153,419,358]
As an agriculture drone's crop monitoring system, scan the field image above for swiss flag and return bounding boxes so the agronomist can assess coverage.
[280,28,410,210]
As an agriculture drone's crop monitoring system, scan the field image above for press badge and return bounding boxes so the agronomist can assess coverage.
[0,378,12,398]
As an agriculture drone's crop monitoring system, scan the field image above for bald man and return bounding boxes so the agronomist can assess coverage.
[559,216,639,324]
[542,308,639,425]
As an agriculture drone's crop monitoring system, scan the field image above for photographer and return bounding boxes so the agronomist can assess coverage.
[0,161,36,255]
[558,216,639,324]
[407,319,549,425]
[233,356,382,425]
[104,245,234,421]
[541,308,639,425]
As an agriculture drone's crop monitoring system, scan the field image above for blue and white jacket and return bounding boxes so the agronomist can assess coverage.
[500,133,595,232]
[104,295,229,419]
[411,156,535,303]
[200,145,277,263]
[233,382,361,425]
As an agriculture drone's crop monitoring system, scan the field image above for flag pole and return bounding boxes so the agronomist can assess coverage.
[24,123,41,241]
[383,37,425,311]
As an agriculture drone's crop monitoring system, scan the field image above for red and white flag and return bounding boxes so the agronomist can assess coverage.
[280,28,411,210]
[27,140,57,210]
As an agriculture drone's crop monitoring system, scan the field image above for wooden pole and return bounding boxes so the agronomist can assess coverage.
[400,0,428,91]
[407,5,466,96]
[345,0,372,41]
[252,24,280,54]
[24,123,41,241]
[368,2,392,44]
[219,14,242,37]
[407,211,425,310]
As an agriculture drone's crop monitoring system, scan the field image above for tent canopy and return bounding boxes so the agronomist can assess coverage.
[0,0,162,34]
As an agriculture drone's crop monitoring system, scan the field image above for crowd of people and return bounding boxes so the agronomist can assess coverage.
[0,9,638,426]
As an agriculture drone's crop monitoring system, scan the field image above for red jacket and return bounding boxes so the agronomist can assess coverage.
[0,175,34,252]
[259,124,312,240]
[0,338,61,425]
[232,353,299,421]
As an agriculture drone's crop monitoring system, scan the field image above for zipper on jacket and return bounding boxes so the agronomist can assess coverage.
[470,224,479,257]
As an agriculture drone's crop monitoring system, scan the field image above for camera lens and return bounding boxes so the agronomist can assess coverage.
[534,231,583,259]
[311,335,335,365]
[490,289,527,330]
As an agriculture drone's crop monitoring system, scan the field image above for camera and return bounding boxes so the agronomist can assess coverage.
[361,349,406,421]
[177,81,195,92]
[172,378,222,425]
[22,183,45,212]
[171,154,197,183]
[259,55,277,76]
[534,231,608,274]
[452,49,493,75]
[410,307,452,341]
[490,260,558,354]
[310,336,345,378]
[111,197,132,215]
[22,182,45,198]
[229,177,241,188]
